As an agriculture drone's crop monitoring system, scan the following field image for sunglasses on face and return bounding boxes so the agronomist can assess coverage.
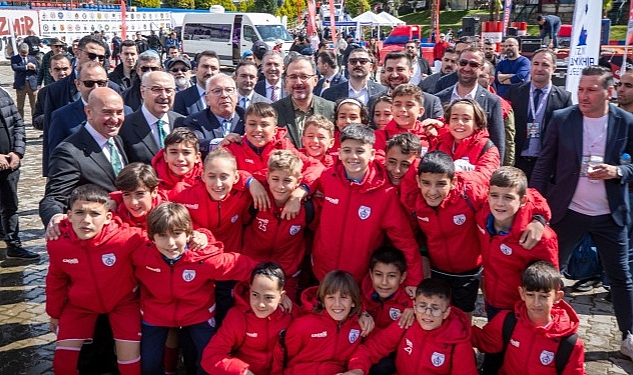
[53,67,70,72]
[349,58,370,65]
[170,67,189,73]
[81,80,108,88]
[81,49,106,62]
[140,66,161,73]
[458,59,481,68]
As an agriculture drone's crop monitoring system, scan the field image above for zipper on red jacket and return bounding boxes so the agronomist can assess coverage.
[335,187,353,270]
[216,201,222,229]
[168,259,179,327]
[85,244,107,312]
[434,209,452,271]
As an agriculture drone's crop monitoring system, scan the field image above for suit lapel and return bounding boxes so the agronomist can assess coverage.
[572,108,583,164]
[133,112,159,153]
[283,98,300,146]
[79,128,116,181]
[605,105,617,162]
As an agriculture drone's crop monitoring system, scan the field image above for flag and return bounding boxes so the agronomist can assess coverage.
[307,0,317,36]
[502,0,512,37]
[329,0,336,46]
[121,0,127,40]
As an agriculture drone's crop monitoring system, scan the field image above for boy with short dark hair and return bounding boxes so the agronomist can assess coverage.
[472,261,585,375]
[151,127,203,198]
[385,132,422,187]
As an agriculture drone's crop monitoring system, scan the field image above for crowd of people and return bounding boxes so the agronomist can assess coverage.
[0,15,629,374]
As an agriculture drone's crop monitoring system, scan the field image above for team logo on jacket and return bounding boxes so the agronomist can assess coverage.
[404,338,413,355]
[453,214,466,225]
[101,253,116,267]
[231,214,239,223]
[358,206,371,220]
[500,244,513,256]
[182,269,196,282]
[349,329,360,343]
[539,350,554,366]
[289,225,301,236]
[431,352,446,367]
[389,307,402,320]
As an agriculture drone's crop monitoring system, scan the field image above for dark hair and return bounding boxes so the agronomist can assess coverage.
[532,48,557,66]
[386,132,422,155]
[581,65,614,89]
[235,60,258,74]
[69,184,110,208]
[490,166,527,197]
[195,50,219,65]
[536,15,544,22]
[444,98,488,130]
[335,98,370,126]
[459,46,485,63]
[418,150,455,178]
[164,128,200,152]
[384,50,412,68]
[442,46,456,56]
[522,260,562,292]
[146,202,193,238]
[119,39,137,54]
[315,270,362,317]
[370,246,407,273]
[340,123,375,145]
[246,102,278,122]
[284,54,317,75]
[250,262,286,290]
[317,51,337,69]
[415,278,451,301]
[115,162,159,192]
[50,54,71,64]
[77,61,106,80]
[392,83,424,107]
[78,35,107,51]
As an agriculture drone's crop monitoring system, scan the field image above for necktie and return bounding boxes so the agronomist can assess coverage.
[200,91,207,109]
[156,119,167,148]
[534,88,543,106]
[23,57,27,65]
[108,138,123,175]
[222,119,232,136]
[270,86,278,102]
[241,97,249,109]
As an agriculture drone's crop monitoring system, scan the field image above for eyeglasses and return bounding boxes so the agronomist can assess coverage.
[208,87,236,96]
[53,67,70,72]
[53,45,64,48]
[458,59,482,68]
[140,66,161,73]
[80,49,106,62]
[414,303,447,317]
[143,86,175,96]
[285,74,316,82]
[170,67,189,73]
[348,58,371,65]
[81,80,108,88]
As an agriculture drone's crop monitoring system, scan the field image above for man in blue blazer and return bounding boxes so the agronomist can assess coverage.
[530,66,633,358]
[173,51,220,116]
[313,50,347,96]
[11,43,39,120]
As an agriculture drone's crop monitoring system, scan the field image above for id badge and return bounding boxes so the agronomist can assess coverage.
[526,122,541,139]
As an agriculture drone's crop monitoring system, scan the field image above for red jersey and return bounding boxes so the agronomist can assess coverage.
[475,188,558,309]
[472,300,585,375]
[374,119,433,153]
[433,128,500,181]
[360,275,413,331]
[151,148,203,199]
[312,161,424,286]
[298,147,339,169]
[109,191,166,229]
[349,308,479,375]
[46,217,147,319]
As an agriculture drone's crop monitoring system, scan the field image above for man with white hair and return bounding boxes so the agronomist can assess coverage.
[166,56,194,92]
[122,50,163,110]
[11,43,38,120]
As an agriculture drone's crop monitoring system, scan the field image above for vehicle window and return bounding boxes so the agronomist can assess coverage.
[244,25,258,43]
[255,25,292,42]
[183,23,231,42]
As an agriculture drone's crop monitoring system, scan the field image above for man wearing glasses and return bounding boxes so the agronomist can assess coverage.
[37,38,70,87]
[273,55,335,148]
[122,50,163,111]
[166,56,194,92]
[108,40,139,90]
[120,71,184,164]
[322,48,387,106]
[173,50,221,117]
[495,37,531,99]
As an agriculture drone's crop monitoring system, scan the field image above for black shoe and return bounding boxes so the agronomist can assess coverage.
[6,245,40,260]
[572,278,601,292]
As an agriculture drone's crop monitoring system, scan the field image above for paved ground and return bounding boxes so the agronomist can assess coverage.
[0,63,632,375]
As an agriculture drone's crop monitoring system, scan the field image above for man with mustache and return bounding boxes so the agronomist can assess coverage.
[174,50,220,116]
[420,46,457,95]
[167,56,194,92]
[495,37,531,99]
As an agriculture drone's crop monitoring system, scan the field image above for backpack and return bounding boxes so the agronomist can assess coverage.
[501,312,578,375]
[563,234,602,281]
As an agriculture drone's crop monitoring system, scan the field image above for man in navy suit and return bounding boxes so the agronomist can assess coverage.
[254,51,285,101]
[234,60,271,110]
[173,50,220,116]
[314,50,347,96]
[11,43,39,120]
[531,66,633,358]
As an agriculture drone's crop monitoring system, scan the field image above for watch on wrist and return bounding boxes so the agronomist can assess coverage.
[617,166,623,178]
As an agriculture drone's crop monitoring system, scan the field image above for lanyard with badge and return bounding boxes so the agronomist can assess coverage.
[527,88,548,140]
[582,122,608,182]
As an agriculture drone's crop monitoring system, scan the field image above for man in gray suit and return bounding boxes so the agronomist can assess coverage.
[119,71,184,164]
[234,60,271,110]
[322,48,387,106]
[273,55,335,148]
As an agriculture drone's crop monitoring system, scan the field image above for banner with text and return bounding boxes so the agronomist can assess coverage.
[0,10,40,61]
[502,0,512,37]
[565,0,602,104]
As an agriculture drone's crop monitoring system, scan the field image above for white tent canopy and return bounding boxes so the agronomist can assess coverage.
[376,11,405,26]
[352,11,395,26]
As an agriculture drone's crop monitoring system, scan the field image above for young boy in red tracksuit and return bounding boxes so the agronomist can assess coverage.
[384,132,422,188]
[151,127,203,199]
[299,114,338,168]
[46,184,147,375]
[112,162,165,228]
[201,262,294,375]
[242,150,315,301]
[472,261,585,375]
[312,124,424,291]
[132,202,256,375]
[344,278,479,375]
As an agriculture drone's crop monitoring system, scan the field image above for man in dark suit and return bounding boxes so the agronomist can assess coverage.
[530,66,633,359]
[11,43,39,120]
[508,48,572,179]
[420,46,457,95]
[40,87,128,230]
[122,50,163,111]
[173,51,220,116]
[33,54,71,130]
[273,55,335,148]
[314,50,347,96]
[181,74,245,155]
[435,47,506,161]
[322,48,387,106]
[434,38,471,93]
[234,60,271,110]
[120,71,183,164]
[254,51,285,101]
[405,40,432,86]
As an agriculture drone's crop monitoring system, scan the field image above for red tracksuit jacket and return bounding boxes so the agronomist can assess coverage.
[348,308,479,374]
[131,234,255,327]
[225,128,324,193]
[46,217,147,319]
[400,173,488,273]
[110,192,165,229]
[374,119,434,153]
[312,161,424,286]
[271,287,364,375]
[172,180,252,253]
[151,148,204,199]
[472,300,585,375]
[360,275,413,331]
[432,128,501,181]
[200,283,294,375]
[298,148,339,169]
[476,188,558,309]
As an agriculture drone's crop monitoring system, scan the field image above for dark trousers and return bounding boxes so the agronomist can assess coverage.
[0,168,20,244]
[553,210,633,336]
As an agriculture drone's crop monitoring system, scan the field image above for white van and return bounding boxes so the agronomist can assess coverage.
[181,9,293,66]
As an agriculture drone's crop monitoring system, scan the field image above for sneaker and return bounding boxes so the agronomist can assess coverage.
[621,332,633,359]
[6,245,40,260]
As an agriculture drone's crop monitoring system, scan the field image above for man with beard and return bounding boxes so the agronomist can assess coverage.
[322,48,387,106]
[617,70,633,114]
[119,71,183,164]
[122,50,163,110]
[379,51,443,120]
[234,60,271,110]
[434,38,472,93]
[483,39,499,67]
[420,46,457,94]
[181,74,245,154]
[174,51,220,116]
[254,51,285,101]
[314,50,347,96]
[167,56,194,92]
[273,55,335,148]
[405,39,432,86]
[495,37,531,99]
[108,40,138,90]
